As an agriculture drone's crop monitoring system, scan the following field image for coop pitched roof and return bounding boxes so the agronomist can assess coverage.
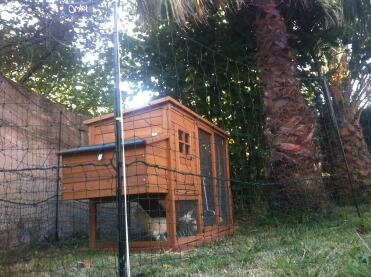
[83,96,229,137]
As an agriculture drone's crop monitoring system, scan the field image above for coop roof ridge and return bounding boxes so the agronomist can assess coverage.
[83,96,229,136]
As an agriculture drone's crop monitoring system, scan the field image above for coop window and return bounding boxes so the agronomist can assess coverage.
[215,135,229,225]
[178,129,190,155]
[176,200,198,239]
[96,201,118,242]
[130,196,167,241]
[96,198,168,243]
[198,129,216,226]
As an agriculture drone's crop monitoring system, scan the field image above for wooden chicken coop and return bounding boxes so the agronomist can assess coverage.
[60,97,235,251]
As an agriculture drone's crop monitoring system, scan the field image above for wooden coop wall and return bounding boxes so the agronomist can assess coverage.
[60,98,235,250]
[62,105,172,200]
[88,106,169,144]
[168,104,234,245]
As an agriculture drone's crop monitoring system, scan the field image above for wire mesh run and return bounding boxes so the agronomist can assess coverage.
[0,69,369,276]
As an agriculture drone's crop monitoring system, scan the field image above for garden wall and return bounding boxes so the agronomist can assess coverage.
[0,75,89,249]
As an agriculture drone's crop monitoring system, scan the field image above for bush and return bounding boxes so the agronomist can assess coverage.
[351,212,371,234]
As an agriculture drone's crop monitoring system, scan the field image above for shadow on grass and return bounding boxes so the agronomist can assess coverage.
[1,204,370,276]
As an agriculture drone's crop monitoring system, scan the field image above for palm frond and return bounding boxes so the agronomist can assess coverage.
[137,0,241,25]
[137,0,367,30]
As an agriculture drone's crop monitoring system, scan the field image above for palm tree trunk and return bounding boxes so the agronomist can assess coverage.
[254,7,328,213]
[338,116,371,198]
[327,62,371,199]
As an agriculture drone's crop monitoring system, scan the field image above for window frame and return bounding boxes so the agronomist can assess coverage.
[177,128,191,156]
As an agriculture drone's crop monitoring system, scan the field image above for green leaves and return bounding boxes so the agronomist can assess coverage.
[0,0,114,116]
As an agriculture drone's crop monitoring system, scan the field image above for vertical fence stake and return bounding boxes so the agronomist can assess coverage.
[113,2,131,276]
[322,77,361,217]
[55,111,63,241]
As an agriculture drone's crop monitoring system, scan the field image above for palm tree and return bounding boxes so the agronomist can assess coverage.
[297,0,370,200]
[327,53,370,199]
[137,0,334,213]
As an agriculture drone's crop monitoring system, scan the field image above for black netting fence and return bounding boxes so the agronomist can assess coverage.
[0,1,370,275]
[1,74,369,276]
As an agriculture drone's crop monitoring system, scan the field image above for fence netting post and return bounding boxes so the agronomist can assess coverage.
[322,77,361,217]
[55,110,63,241]
[112,1,130,276]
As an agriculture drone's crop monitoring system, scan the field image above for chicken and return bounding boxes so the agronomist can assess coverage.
[133,202,167,241]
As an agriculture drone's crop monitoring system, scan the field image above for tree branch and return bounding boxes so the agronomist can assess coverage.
[19,43,58,84]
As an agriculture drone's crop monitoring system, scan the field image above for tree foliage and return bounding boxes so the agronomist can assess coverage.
[123,9,269,192]
[0,0,114,116]
[0,0,369,206]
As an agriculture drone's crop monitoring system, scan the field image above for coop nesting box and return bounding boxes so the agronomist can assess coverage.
[60,97,235,250]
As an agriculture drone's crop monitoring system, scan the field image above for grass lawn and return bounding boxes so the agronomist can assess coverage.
[1,205,370,276]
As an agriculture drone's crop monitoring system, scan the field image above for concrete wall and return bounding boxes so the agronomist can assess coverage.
[0,75,89,249]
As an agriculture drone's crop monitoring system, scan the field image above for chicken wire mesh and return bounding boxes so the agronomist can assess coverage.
[0,0,370,272]
[1,74,369,276]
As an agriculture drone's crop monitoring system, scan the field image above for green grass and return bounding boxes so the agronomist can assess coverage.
[1,206,370,276]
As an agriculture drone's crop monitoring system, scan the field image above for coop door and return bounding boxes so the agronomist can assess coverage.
[215,135,229,225]
[198,129,216,226]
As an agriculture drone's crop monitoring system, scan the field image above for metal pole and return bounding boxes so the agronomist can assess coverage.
[322,77,361,217]
[55,111,63,241]
[113,2,131,276]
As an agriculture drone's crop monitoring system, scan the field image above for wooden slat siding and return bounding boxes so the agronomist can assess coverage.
[62,175,148,192]
[65,184,167,200]
[62,165,141,177]
[172,104,202,230]
[210,131,220,225]
[62,150,144,177]
[145,155,168,168]
[62,179,115,200]
[175,174,198,196]
[92,109,164,127]
[62,175,169,200]
[165,104,177,247]
[88,125,94,145]
[93,116,163,135]
[61,145,156,200]
[62,175,115,185]
[93,120,163,139]
[89,200,97,248]
[145,142,168,159]
[93,127,164,145]
[170,106,199,200]
[127,183,167,194]
[175,188,198,196]
[83,97,228,137]
[146,170,169,187]
[62,168,115,181]
[91,109,165,145]
[143,138,169,188]
[61,145,172,200]
[62,152,112,166]
[174,195,199,200]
